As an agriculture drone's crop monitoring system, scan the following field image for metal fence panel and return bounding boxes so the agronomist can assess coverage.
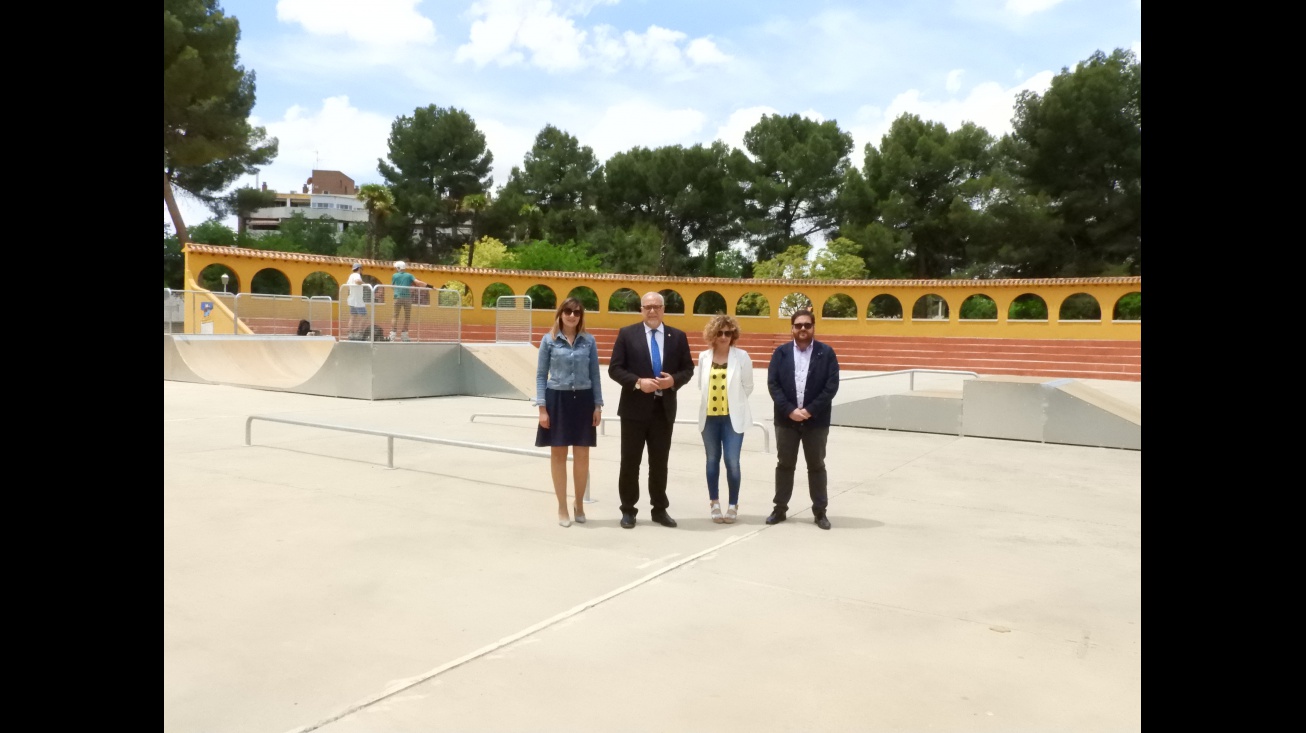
[495,295,533,344]
[370,285,462,343]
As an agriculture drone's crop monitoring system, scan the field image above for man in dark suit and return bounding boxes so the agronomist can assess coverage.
[608,292,695,528]
[766,308,840,530]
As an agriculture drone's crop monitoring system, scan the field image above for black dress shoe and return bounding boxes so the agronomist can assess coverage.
[765,509,787,525]
[815,514,831,530]
[620,513,635,528]
[650,511,678,528]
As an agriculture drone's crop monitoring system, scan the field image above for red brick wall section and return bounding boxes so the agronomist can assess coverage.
[309,170,357,195]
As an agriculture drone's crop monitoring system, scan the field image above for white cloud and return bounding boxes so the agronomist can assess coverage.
[276,0,435,46]
[623,25,689,70]
[714,106,778,154]
[585,100,706,160]
[456,0,728,72]
[946,69,965,93]
[1003,0,1066,15]
[685,37,730,66]
[252,95,396,193]
[457,0,588,70]
[847,70,1054,163]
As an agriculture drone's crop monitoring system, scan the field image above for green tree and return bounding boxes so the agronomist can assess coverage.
[740,114,853,260]
[164,225,185,289]
[506,240,603,273]
[1002,48,1141,275]
[458,193,490,266]
[457,236,511,268]
[222,186,277,236]
[357,183,396,260]
[858,114,997,278]
[188,219,238,245]
[378,105,494,262]
[500,125,603,244]
[601,142,743,275]
[164,0,278,243]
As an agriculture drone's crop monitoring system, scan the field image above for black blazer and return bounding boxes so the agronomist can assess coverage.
[768,340,840,428]
[608,321,695,422]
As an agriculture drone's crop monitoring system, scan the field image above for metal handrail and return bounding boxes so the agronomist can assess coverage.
[244,416,596,504]
[468,413,773,454]
[841,368,979,391]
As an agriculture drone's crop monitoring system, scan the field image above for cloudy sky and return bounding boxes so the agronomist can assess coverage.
[167,0,1141,230]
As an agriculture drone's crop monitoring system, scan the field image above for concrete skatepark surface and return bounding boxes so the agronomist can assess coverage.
[164,369,1141,733]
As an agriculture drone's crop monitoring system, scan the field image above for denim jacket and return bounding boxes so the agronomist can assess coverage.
[534,331,605,407]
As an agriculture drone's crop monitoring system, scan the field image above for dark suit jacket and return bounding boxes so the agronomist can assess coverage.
[768,340,840,428]
[608,321,695,423]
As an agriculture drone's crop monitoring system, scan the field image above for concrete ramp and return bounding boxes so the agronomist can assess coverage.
[164,335,536,402]
[169,335,335,389]
[831,389,962,434]
[831,374,1140,450]
[460,343,538,401]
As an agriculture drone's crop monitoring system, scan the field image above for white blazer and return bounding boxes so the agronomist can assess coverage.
[696,346,754,434]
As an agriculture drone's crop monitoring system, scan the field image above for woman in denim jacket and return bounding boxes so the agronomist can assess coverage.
[535,297,604,526]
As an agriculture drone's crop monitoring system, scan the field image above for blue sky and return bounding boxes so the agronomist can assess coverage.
[167,0,1141,231]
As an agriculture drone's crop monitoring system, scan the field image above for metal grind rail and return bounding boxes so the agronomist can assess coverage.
[841,368,979,390]
[468,413,773,454]
[244,415,598,502]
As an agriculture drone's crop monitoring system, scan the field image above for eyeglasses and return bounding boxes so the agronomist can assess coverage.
[641,305,664,311]
[561,308,583,316]
[718,330,736,337]
[792,322,814,330]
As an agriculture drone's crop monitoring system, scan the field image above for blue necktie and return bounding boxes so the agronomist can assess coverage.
[649,329,662,376]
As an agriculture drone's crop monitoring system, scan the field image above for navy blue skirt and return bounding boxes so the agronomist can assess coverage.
[536,388,598,447]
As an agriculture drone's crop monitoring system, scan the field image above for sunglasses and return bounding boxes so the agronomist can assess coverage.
[561,308,583,316]
[718,329,736,337]
[792,322,814,330]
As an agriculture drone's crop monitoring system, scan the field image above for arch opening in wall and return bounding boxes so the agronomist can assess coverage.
[302,272,338,299]
[779,292,813,318]
[482,282,513,308]
[658,289,685,314]
[568,286,599,312]
[693,291,728,315]
[736,292,770,317]
[822,293,857,319]
[1114,292,1141,321]
[609,288,640,313]
[1059,292,1101,321]
[441,280,473,307]
[959,294,997,320]
[252,268,291,295]
[867,294,902,319]
[527,284,557,310]
[911,293,948,320]
[1008,293,1048,320]
[198,264,240,294]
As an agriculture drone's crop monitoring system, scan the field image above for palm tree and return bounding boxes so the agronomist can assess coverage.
[357,184,396,260]
[459,193,490,266]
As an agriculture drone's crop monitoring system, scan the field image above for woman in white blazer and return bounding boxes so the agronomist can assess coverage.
[697,315,754,523]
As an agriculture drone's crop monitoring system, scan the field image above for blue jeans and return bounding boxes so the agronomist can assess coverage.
[702,415,744,504]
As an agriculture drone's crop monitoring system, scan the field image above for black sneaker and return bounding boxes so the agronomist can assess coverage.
[765,509,787,525]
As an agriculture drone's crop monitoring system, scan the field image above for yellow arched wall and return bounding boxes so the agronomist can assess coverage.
[183,244,1141,340]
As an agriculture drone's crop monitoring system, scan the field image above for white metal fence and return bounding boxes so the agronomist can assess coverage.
[495,295,533,344]
[336,284,463,342]
[165,285,463,342]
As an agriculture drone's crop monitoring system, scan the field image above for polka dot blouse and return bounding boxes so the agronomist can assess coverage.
[707,361,730,415]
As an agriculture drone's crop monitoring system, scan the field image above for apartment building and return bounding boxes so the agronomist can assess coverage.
[246,170,369,235]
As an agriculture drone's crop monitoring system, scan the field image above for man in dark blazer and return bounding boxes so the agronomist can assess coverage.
[766,308,840,530]
[607,292,695,528]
